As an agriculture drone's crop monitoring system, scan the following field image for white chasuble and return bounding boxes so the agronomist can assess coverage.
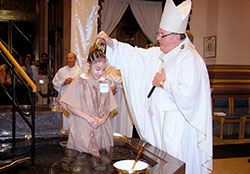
[106,38,212,174]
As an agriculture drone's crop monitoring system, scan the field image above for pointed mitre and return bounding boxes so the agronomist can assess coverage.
[159,0,192,33]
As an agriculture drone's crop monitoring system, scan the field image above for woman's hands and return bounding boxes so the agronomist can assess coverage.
[89,116,107,129]
[66,104,108,129]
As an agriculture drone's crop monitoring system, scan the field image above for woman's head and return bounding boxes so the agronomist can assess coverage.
[24,56,32,66]
[87,49,107,80]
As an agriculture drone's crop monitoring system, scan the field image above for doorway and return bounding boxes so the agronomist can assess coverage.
[0,20,37,63]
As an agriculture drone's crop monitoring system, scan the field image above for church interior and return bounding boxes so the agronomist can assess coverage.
[0,0,250,173]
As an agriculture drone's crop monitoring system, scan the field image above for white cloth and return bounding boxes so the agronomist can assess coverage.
[21,65,39,82]
[111,83,133,137]
[71,0,98,67]
[106,38,212,174]
[52,65,82,130]
[103,65,133,137]
[52,65,82,99]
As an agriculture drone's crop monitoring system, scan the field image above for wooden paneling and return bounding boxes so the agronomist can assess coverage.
[208,65,250,96]
[63,0,71,57]
[0,0,36,13]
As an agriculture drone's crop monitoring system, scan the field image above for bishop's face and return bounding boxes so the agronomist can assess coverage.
[157,28,179,54]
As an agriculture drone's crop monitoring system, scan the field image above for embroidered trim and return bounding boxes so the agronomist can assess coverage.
[169,82,212,172]
[162,111,167,150]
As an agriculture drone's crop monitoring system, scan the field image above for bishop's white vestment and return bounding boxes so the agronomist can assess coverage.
[52,65,82,130]
[106,37,213,174]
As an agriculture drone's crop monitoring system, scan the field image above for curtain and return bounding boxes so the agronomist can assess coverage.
[71,0,98,69]
[130,1,162,43]
[70,0,162,137]
[71,0,162,66]
[101,0,162,43]
[101,0,129,35]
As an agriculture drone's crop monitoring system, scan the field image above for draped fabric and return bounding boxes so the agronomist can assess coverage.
[101,0,162,43]
[111,84,133,137]
[101,0,129,35]
[71,0,99,68]
[104,66,133,137]
[130,1,162,43]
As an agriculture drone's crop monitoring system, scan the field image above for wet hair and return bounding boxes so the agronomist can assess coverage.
[87,49,106,64]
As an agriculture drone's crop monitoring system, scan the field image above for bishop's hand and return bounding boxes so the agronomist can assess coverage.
[97,31,114,49]
[152,68,166,88]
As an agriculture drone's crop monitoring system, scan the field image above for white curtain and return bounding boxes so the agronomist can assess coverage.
[111,84,133,137]
[71,0,98,69]
[101,0,162,43]
[130,1,162,43]
[101,0,129,35]
[70,0,162,65]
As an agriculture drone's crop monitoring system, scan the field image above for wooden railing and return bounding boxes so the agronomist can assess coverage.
[207,64,250,96]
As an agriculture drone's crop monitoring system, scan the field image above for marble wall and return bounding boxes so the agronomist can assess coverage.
[0,111,62,139]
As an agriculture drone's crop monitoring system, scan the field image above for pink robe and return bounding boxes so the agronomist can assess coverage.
[60,75,117,155]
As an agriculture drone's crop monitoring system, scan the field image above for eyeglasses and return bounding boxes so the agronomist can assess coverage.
[156,32,176,39]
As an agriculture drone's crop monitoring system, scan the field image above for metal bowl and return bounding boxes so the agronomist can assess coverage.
[113,160,149,174]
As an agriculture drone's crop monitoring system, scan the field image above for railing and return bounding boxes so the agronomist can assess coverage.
[0,41,36,166]
[0,42,37,92]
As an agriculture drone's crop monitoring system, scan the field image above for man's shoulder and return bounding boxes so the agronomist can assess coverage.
[31,65,38,70]
[57,65,68,72]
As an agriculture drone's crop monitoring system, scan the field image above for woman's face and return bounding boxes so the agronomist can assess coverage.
[88,60,107,80]
[25,57,31,65]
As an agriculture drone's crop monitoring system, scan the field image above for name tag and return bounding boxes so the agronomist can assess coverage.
[39,79,44,84]
[100,83,109,93]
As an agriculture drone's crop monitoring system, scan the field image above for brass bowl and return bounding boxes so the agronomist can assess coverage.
[113,160,149,174]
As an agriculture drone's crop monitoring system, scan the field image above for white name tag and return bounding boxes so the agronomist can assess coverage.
[39,79,44,84]
[100,83,109,93]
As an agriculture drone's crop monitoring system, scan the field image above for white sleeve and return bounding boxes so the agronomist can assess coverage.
[32,66,39,82]
[52,69,64,92]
